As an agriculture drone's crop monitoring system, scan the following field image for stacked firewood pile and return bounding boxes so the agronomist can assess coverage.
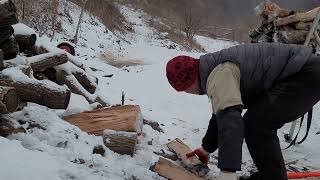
[250,1,320,50]
[0,0,109,136]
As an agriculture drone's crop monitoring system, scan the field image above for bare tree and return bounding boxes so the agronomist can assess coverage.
[182,0,201,40]
[74,0,89,44]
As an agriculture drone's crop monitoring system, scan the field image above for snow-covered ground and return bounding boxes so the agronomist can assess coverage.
[1,1,320,180]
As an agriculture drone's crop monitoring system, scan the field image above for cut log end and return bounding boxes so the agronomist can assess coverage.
[103,129,138,156]
[3,87,19,112]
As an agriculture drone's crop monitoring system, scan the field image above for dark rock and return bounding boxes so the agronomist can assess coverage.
[93,145,105,156]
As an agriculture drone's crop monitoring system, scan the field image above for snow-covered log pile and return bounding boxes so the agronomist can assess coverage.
[250,1,320,49]
[0,0,109,137]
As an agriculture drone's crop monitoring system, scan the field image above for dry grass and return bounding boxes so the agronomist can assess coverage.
[69,0,132,32]
[100,52,146,68]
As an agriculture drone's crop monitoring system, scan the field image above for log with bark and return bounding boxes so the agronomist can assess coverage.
[0,115,26,137]
[103,129,138,156]
[0,86,19,114]
[72,71,97,94]
[274,7,320,27]
[55,69,97,103]
[14,34,37,51]
[0,0,19,27]
[150,157,205,180]
[0,36,19,60]
[0,26,14,45]
[63,105,143,136]
[28,52,68,72]
[0,70,71,109]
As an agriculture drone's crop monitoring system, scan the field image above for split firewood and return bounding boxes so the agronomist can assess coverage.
[14,34,37,51]
[63,105,143,136]
[295,21,312,30]
[0,0,19,27]
[150,157,205,180]
[103,129,138,156]
[274,7,320,26]
[0,70,71,109]
[0,36,19,60]
[0,86,19,114]
[28,52,68,72]
[0,26,14,45]
[0,115,26,137]
[167,138,203,167]
[167,138,210,177]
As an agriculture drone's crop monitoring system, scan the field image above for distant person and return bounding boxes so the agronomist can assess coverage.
[165,43,320,180]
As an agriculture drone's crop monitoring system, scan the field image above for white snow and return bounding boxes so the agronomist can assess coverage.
[12,23,36,35]
[1,1,319,180]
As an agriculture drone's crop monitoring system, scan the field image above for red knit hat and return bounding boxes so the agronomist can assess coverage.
[166,56,199,91]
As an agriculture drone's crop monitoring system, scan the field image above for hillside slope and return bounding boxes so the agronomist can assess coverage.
[0,1,319,180]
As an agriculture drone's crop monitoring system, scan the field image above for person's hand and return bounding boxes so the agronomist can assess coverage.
[217,171,237,180]
[186,147,210,165]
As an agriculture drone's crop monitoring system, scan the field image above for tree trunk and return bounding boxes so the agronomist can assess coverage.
[103,129,138,156]
[63,105,143,136]
[0,0,19,27]
[29,52,68,72]
[0,86,19,114]
[0,115,25,137]
[0,37,19,60]
[150,157,204,180]
[14,34,37,51]
[0,26,14,45]
[0,73,71,109]
[274,7,320,26]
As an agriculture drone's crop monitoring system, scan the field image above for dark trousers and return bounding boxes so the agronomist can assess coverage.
[243,55,320,180]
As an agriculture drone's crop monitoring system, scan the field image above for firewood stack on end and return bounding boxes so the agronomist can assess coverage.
[0,0,109,137]
[250,0,320,50]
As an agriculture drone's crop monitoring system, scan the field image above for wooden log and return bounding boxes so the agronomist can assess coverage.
[295,22,312,30]
[103,129,138,156]
[14,34,37,51]
[0,86,19,114]
[0,0,19,27]
[29,52,68,72]
[0,115,26,137]
[0,71,71,109]
[255,1,290,22]
[150,157,204,180]
[72,71,97,94]
[64,105,143,136]
[0,36,19,60]
[274,7,320,26]
[56,69,96,103]
[277,30,309,44]
[0,26,14,45]
[167,138,202,167]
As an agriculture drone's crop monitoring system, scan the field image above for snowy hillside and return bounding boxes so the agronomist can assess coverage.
[1,1,320,180]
